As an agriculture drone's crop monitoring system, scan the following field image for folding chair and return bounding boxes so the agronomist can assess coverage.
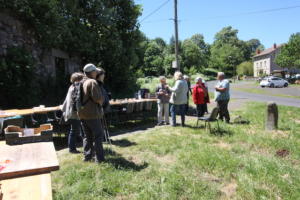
[196,107,220,133]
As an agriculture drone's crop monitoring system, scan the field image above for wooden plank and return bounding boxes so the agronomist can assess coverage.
[0,142,59,180]
[1,173,52,200]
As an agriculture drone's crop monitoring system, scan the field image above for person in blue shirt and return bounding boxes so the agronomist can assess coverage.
[214,72,230,123]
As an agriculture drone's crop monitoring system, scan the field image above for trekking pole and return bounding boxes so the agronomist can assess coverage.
[101,115,112,152]
[103,114,112,147]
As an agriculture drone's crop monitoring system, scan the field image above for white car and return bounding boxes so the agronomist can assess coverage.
[260,77,289,88]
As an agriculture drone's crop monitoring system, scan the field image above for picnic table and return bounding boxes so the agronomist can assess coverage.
[0,141,59,200]
[0,99,157,118]
[0,106,61,119]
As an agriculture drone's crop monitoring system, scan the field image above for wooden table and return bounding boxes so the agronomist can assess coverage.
[109,98,157,106]
[1,173,52,200]
[0,107,60,118]
[0,99,157,118]
[0,142,59,180]
[0,141,59,200]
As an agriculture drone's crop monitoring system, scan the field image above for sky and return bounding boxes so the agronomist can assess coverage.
[135,0,300,48]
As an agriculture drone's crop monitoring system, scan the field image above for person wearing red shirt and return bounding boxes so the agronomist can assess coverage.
[192,77,207,117]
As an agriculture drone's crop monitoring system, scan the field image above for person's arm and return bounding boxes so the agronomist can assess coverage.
[89,80,104,105]
[215,81,229,92]
[168,81,180,92]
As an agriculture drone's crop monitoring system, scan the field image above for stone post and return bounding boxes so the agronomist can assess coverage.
[266,102,278,130]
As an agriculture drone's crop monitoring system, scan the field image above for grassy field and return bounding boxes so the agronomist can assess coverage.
[234,87,300,100]
[52,102,300,200]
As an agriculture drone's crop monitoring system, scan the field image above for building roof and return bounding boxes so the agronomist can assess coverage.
[253,44,284,58]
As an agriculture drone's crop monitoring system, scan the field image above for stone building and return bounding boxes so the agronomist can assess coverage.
[0,11,81,77]
[253,43,284,77]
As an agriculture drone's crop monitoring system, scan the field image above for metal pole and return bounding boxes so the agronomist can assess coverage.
[174,0,180,71]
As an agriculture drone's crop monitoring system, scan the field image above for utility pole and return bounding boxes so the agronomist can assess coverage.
[174,0,180,71]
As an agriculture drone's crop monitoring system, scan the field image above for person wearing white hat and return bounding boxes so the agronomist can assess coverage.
[78,63,105,163]
[215,72,230,123]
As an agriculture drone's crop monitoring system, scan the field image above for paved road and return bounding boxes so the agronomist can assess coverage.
[207,81,300,108]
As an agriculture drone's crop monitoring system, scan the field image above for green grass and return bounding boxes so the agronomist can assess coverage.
[234,87,300,100]
[52,102,300,200]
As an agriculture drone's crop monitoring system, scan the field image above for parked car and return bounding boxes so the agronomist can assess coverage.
[260,77,289,88]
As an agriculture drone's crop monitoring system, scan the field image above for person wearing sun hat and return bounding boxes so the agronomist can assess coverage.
[78,63,105,163]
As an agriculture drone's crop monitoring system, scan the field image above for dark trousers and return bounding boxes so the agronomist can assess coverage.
[81,119,105,161]
[196,104,205,117]
[217,100,230,122]
[170,104,186,126]
[68,119,82,151]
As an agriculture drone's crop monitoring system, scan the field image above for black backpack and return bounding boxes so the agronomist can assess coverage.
[71,81,89,112]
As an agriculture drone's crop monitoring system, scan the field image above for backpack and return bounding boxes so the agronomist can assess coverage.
[71,81,89,112]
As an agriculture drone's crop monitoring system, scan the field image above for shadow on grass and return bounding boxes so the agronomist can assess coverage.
[111,139,137,147]
[104,148,148,171]
[210,127,234,136]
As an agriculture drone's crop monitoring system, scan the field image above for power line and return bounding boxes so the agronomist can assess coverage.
[139,0,171,23]
[199,5,300,21]
[141,4,300,24]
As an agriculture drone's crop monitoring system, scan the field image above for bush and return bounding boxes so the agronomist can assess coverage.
[236,61,253,76]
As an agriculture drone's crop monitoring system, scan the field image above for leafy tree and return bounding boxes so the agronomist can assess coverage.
[276,33,300,69]
[143,42,164,76]
[236,61,253,76]
[210,43,244,75]
[181,39,205,73]
[210,26,249,76]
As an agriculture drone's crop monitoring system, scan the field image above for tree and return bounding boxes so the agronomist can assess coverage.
[143,42,164,76]
[236,61,253,76]
[210,43,244,75]
[276,33,300,69]
[181,39,205,73]
[209,26,249,76]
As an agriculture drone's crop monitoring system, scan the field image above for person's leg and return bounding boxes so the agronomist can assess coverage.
[196,104,201,117]
[81,120,94,161]
[204,103,208,114]
[170,104,176,126]
[224,100,230,123]
[218,100,226,121]
[217,101,223,121]
[92,119,105,162]
[179,104,186,126]
[200,104,206,117]
[164,103,170,124]
[157,103,163,124]
[68,119,81,152]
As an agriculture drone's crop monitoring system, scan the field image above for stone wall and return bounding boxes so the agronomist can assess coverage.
[0,11,81,76]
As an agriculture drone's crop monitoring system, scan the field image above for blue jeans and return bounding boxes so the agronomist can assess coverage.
[81,119,105,161]
[68,119,82,151]
[170,104,186,126]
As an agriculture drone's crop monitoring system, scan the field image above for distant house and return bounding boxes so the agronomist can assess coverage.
[253,43,284,77]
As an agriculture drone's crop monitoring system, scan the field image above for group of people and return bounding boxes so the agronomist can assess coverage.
[61,64,231,163]
[156,71,230,127]
[62,63,108,163]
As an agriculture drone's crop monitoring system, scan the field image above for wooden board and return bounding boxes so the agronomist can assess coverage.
[0,142,59,180]
[0,173,52,200]
[0,107,60,118]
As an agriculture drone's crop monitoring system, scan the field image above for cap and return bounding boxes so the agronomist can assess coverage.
[83,63,97,73]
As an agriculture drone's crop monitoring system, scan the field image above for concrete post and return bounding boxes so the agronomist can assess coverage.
[266,102,278,130]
